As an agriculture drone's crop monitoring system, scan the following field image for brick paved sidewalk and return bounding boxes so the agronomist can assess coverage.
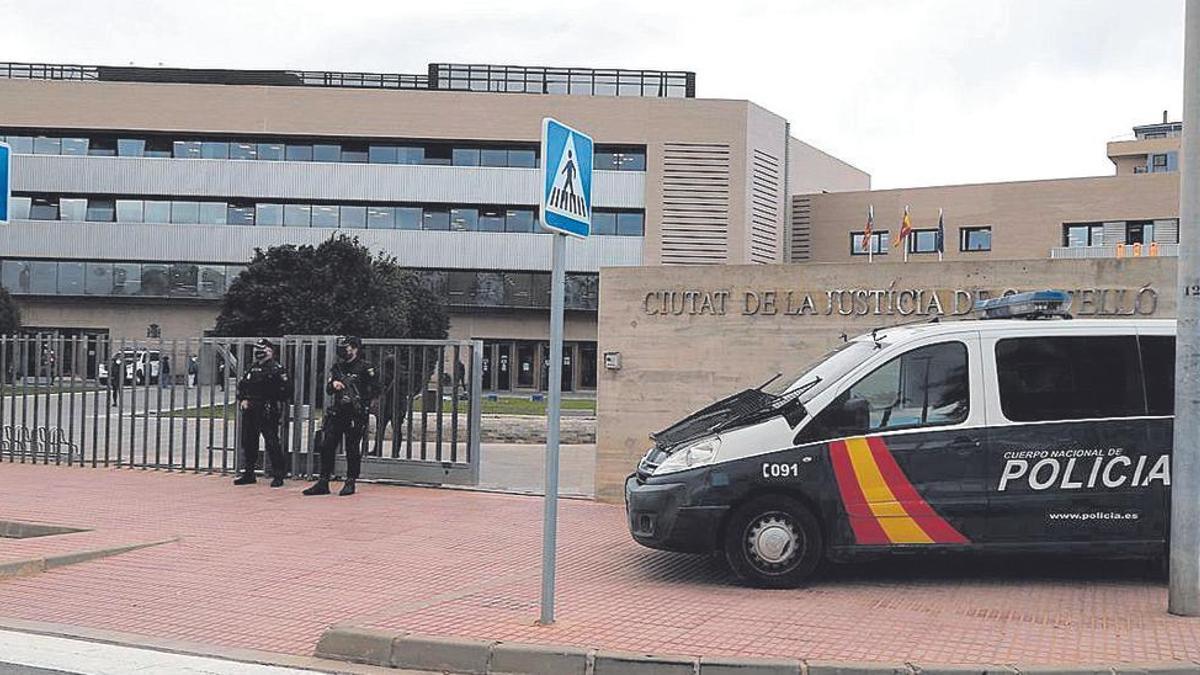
[1,463,1199,666]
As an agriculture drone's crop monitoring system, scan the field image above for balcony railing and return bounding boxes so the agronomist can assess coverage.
[1050,244,1179,259]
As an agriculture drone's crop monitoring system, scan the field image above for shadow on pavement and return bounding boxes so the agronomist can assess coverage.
[628,549,1165,588]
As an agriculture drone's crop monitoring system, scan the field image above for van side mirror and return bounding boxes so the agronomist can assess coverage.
[832,396,870,436]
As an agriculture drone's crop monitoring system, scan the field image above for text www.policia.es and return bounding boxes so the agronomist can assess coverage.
[1047,511,1140,521]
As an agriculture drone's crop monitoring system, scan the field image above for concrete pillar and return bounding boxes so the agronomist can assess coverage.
[1169,0,1200,616]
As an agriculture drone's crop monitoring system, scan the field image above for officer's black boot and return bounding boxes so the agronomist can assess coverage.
[233,471,256,485]
[302,478,330,495]
[270,476,285,488]
[338,478,356,496]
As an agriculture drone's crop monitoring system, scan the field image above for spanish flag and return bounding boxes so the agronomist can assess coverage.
[892,205,913,248]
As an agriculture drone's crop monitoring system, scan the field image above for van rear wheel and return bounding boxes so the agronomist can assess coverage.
[723,495,822,588]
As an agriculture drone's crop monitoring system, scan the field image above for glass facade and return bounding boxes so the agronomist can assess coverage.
[1,132,646,171]
[9,193,646,236]
[0,258,600,312]
[429,64,693,98]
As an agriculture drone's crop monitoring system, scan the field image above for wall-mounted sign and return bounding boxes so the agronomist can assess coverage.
[642,286,1160,318]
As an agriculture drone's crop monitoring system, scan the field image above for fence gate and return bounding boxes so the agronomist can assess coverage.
[0,334,483,486]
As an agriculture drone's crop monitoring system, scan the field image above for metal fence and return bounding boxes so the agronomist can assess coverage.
[0,334,482,485]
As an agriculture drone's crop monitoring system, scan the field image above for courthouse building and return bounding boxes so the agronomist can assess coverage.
[793,116,1182,264]
[0,61,868,392]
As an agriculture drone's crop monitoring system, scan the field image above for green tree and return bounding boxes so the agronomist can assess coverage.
[0,287,21,334]
[213,235,449,339]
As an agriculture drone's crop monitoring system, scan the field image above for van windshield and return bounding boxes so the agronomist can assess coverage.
[762,340,879,401]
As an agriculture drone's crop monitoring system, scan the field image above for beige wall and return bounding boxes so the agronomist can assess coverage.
[13,299,591,344]
[798,173,1179,263]
[595,258,1177,501]
[788,137,871,195]
[1107,136,1180,174]
[15,299,219,339]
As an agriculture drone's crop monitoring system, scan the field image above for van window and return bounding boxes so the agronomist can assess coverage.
[796,342,969,443]
[995,336,1143,422]
[1140,335,1175,416]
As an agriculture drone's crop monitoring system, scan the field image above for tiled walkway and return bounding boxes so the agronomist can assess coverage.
[1,463,1199,666]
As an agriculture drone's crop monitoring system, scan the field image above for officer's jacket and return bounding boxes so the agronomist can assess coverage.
[325,357,380,416]
[236,360,290,405]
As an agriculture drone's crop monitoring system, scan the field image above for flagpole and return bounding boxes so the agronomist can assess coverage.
[938,208,944,262]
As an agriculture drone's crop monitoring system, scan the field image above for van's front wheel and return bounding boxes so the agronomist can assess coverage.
[723,495,822,588]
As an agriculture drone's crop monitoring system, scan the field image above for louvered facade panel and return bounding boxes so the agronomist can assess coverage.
[660,143,730,265]
[790,195,813,261]
[749,149,781,264]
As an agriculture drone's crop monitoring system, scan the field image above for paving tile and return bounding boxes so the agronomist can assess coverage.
[0,463,1199,668]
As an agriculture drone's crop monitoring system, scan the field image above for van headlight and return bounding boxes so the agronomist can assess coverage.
[653,437,722,476]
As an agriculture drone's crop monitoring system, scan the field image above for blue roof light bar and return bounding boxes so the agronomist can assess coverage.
[975,290,1073,320]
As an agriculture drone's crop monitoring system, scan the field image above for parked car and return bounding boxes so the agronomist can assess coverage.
[98,349,161,385]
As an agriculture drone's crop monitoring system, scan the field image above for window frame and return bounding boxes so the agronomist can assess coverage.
[990,333,1148,424]
[908,228,940,254]
[850,230,889,256]
[959,226,992,252]
[798,338,974,444]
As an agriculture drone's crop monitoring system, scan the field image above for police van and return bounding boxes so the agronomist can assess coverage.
[625,291,1176,587]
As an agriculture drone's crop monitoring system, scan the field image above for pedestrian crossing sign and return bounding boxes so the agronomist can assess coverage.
[0,141,9,225]
[540,118,592,238]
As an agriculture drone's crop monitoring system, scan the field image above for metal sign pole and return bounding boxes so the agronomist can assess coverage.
[540,232,566,625]
[1169,0,1200,617]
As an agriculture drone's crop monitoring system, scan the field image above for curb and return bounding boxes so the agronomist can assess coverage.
[0,537,179,580]
[0,617,419,674]
[314,626,1200,675]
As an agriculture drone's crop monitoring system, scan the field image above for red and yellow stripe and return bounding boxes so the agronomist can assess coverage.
[829,436,968,545]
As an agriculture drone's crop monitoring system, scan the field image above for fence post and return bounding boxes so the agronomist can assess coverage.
[468,340,483,485]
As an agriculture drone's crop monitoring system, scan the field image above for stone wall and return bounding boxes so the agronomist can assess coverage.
[595,258,1178,501]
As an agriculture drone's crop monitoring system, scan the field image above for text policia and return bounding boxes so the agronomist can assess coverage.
[997,448,1169,492]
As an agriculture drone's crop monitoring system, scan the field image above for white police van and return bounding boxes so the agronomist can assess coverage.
[625,291,1176,587]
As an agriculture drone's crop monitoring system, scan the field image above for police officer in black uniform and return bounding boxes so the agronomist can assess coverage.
[303,336,379,496]
[234,338,291,487]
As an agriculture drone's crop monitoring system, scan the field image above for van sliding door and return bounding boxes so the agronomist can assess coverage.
[985,334,1163,545]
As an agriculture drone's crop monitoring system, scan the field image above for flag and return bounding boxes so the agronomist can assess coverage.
[935,208,945,258]
[893,206,913,248]
[860,205,874,251]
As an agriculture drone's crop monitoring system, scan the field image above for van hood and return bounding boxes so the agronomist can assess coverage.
[650,388,800,449]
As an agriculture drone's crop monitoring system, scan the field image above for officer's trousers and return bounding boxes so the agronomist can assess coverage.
[317,412,367,480]
[241,405,285,478]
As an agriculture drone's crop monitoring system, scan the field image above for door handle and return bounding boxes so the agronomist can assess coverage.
[952,436,982,450]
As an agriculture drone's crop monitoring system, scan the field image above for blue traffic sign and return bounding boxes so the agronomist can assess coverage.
[540,118,593,238]
[0,142,9,224]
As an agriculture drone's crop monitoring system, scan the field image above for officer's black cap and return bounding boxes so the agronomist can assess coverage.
[339,336,363,349]
[254,338,277,353]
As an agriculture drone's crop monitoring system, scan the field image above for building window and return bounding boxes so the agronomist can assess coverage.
[58,198,87,221]
[144,200,171,223]
[1151,153,1168,172]
[850,231,889,255]
[85,199,116,223]
[60,137,89,155]
[1063,223,1104,248]
[908,229,939,254]
[256,203,284,226]
[229,142,257,160]
[311,205,339,228]
[960,227,991,252]
[1125,220,1154,245]
[616,212,644,236]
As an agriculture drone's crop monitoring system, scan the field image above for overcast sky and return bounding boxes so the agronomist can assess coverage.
[0,0,1186,188]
